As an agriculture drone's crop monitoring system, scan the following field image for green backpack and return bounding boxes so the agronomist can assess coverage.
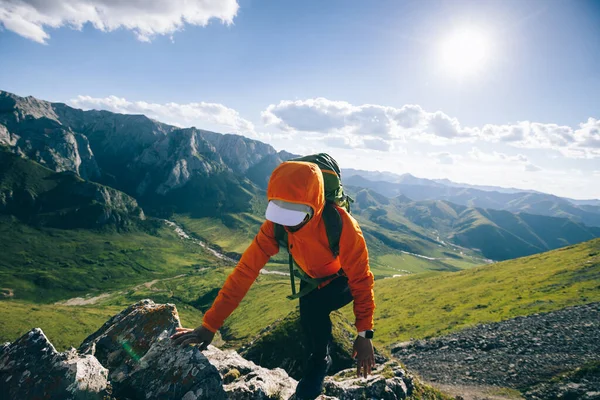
[272,153,354,300]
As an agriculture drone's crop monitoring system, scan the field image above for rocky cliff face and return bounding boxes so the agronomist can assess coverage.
[0,90,282,216]
[0,92,101,180]
[0,300,442,400]
[0,148,144,229]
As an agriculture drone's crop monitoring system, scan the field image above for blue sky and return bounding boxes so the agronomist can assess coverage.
[1,0,599,198]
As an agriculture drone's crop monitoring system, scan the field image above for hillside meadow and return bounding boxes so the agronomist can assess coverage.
[2,237,598,352]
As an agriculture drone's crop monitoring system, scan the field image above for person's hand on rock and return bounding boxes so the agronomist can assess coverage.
[353,336,375,378]
[170,326,214,351]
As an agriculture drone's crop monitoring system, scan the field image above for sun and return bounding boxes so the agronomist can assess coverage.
[439,28,490,78]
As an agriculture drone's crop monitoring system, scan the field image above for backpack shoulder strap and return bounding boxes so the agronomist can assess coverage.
[322,202,343,257]
[273,223,288,249]
[273,222,298,297]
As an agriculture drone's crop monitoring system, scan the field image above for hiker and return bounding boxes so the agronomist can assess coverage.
[171,155,375,399]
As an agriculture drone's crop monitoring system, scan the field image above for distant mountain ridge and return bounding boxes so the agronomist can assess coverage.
[348,186,600,261]
[342,168,540,194]
[343,171,600,227]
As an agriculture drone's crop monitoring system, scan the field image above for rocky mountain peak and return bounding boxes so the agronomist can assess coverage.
[0,91,60,123]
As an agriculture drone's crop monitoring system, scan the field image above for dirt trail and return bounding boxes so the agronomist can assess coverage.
[58,293,112,306]
[133,273,189,290]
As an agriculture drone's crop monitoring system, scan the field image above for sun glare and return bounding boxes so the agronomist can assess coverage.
[440,28,489,78]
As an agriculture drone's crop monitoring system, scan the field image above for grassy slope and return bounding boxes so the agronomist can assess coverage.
[0,215,229,302]
[359,238,600,347]
[4,239,598,355]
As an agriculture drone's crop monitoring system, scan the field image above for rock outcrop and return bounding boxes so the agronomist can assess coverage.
[0,300,444,400]
[0,328,110,400]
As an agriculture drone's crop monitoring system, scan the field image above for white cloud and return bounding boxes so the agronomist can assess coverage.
[322,135,355,150]
[468,147,528,164]
[262,98,478,147]
[525,163,542,172]
[426,112,464,138]
[318,134,392,152]
[467,147,543,173]
[577,118,600,149]
[363,137,393,152]
[263,98,600,158]
[0,0,238,44]
[69,95,255,135]
[480,119,600,159]
[429,151,460,165]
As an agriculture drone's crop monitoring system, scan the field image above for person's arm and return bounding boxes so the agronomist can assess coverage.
[337,209,376,377]
[202,220,280,332]
[338,210,375,332]
[172,220,280,349]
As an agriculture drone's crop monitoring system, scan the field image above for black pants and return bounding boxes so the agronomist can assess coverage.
[299,276,354,359]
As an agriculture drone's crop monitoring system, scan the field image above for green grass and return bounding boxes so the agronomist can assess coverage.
[2,238,599,356]
[0,215,228,302]
[174,214,261,255]
[374,253,466,275]
[352,238,600,347]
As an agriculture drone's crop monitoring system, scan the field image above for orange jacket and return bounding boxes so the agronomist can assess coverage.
[202,161,375,333]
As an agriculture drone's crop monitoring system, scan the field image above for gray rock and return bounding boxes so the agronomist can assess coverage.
[79,299,180,384]
[0,123,17,146]
[0,328,109,399]
[0,90,285,217]
[205,345,297,400]
[321,361,413,400]
[200,130,277,174]
[392,302,600,392]
[121,331,226,400]
[0,301,445,400]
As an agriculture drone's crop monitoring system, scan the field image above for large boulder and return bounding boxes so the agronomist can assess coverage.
[0,328,109,399]
[118,331,226,400]
[79,299,181,381]
[78,299,226,400]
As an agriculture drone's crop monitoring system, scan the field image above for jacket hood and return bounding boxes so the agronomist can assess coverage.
[267,161,325,222]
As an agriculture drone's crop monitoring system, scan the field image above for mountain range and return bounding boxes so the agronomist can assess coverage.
[0,90,291,218]
[343,172,600,227]
[348,186,600,260]
[1,89,599,264]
